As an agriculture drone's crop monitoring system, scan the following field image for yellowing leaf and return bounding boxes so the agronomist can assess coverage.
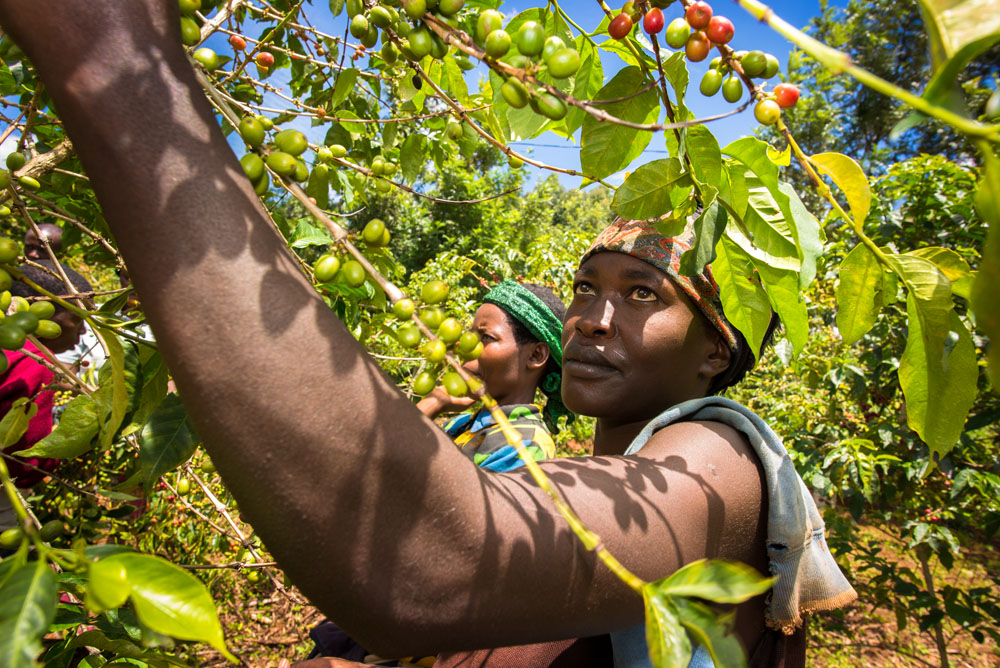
[810,152,871,229]
[836,244,885,345]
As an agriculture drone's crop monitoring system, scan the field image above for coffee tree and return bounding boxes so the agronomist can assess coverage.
[0,0,997,666]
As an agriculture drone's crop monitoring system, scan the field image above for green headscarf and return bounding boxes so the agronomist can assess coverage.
[483,281,575,434]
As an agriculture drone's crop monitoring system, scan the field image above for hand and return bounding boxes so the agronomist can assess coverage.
[416,385,477,419]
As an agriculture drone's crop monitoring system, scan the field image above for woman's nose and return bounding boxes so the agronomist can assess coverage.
[573,298,615,338]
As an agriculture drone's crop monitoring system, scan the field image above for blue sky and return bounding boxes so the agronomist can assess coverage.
[186,0,841,191]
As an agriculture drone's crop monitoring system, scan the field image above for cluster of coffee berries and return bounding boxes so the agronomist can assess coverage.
[388,279,483,397]
[312,219,392,289]
[0,238,64,369]
[0,151,42,196]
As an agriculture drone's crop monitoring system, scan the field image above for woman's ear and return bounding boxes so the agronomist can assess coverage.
[700,328,732,382]
[526,342,550,370]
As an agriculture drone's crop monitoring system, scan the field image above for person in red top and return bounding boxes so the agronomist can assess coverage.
[0,260,90,532]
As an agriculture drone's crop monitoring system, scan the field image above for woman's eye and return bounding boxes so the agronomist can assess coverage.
[573,281,595,295]
[630,287,657,302]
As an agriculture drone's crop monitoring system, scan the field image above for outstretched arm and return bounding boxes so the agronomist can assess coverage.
[0,0,766,656]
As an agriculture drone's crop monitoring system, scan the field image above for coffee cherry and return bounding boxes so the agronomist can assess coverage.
[476,10,504,43]
[774,83,800,108]
[740,50,766,77]
[313,254,341,283]
[535,93,567,120]
[0,171,9,188]
[643,8,665,34]
[437,317,462,343]
[255,51,274,68]
[438,0,465,16]
[0,238,20,264]
[0,527,24,549]
[608,13,633,40]
[421,306,446,329]
[501,78,530,108]
[409,26,433,58]
[28,300,55,320]
[706,16,734,45]
[8,311,39,333]
[193,47,220,70]
[369,6,393,28]
[517,21,546,56]
[381,41,398,64]
[252,171,270,195]
[178,0,201,15]
[349,14,369,38]
[180,17,201,46]
[700,69,723,96]
[5,152,25,171]
[40,519,65,542]
[402,0,426,20]
[346,0,363,17]
[35,320,61,339]
[362,218,386,245]
[685,1,712,29]
[0,325,26,350]
[422,339,447,363]
[421,280,450,304]
[256,115,274,131]
[457,331,480,354]
[542,36,567,62]
[762,53,780,79]
[341,260,367,287]
[754,99,781,125]
[722,76,742,102]
[547,48,580,79]
[0,270,11,291]
[428,31,447,59]
[266,151,298,177]
[17,175,39,191]
[246,570,262,584]
[398,325,422,348]
[507,155,524,169]
[412,371,437,395]
[485,29,511,58]
[685,31,711,62]
[664,18,690,48]
[177,478,191,495]
[393,298,416,320]
[446,120,464,140]
[442,372,468,397]
[458,341,483,361]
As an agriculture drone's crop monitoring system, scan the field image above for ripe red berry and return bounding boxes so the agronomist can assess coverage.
[229,34,247,51]
[643,8,665,34]
[706,16,734,45]
[685,31,711,62]
[931,515,939,522]
[609,12,633,40]
[685,1,713,30]
[255,51,274,68]
[924,508,932,515]
[774,83,800,108]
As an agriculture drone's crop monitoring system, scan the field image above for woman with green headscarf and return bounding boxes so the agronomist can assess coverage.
[417,281,573,473]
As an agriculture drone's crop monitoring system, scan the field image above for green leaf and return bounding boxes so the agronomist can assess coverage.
[810,152,872,229]
[94,553,235,661]
[686,125,721,188]
[899,296,978,457]
[139,394,199,490]
[0,560,59,668]
[123,349,171,437]
[306,167,330,211]
[17,395,99,459]
[400,133,427,185]
[289,219,333,249]
[611,158,692,220]
[94,332,137,450]
[565,38,604,137]
[86,557,131,613]
[780,183,823,289]
[680,187,726,277]
[836,244,885,346]
[328,0,345,16]
[725,171,800,272]
[754,263,809,355]
[971,153,1000,378]
[915,0,1000,71]
[441,57,468,103]
[0,399,35,448]
[642,587,692,668]
[711,236,773,358]
[329,68,357,111]
[674,598,747,668]
[907,247,974,300]
[657,559,774,604]
[581,67,659,181]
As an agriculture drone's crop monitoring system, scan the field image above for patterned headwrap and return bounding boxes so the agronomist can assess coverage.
[581,218,739,351]
[483,281,575,433]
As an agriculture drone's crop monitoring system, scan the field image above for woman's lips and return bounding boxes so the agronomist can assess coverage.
[562,347,619,378]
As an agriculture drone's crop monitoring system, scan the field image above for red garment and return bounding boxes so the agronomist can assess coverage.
[0,340,57,488]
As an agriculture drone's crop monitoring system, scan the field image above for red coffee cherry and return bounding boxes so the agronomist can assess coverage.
[706,16,734,45]
[229,34,247,51]
[774,83,800,108]
[609,12,633,40]
[685,31,712,62]
[255,51,274,68]
[643,8,665,34]
[685,1,713,30]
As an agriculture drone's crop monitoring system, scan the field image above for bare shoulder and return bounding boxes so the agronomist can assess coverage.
[639,419,762,484]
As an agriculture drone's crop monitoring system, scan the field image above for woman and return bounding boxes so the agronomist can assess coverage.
[417,281,572,472]
[0,4,855,666]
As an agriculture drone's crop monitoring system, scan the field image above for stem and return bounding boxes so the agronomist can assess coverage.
[915,545,951,668]
[735,0,1000,142]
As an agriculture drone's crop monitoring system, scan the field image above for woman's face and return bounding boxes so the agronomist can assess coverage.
[560,252,721,426]
[463,303,542,407]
